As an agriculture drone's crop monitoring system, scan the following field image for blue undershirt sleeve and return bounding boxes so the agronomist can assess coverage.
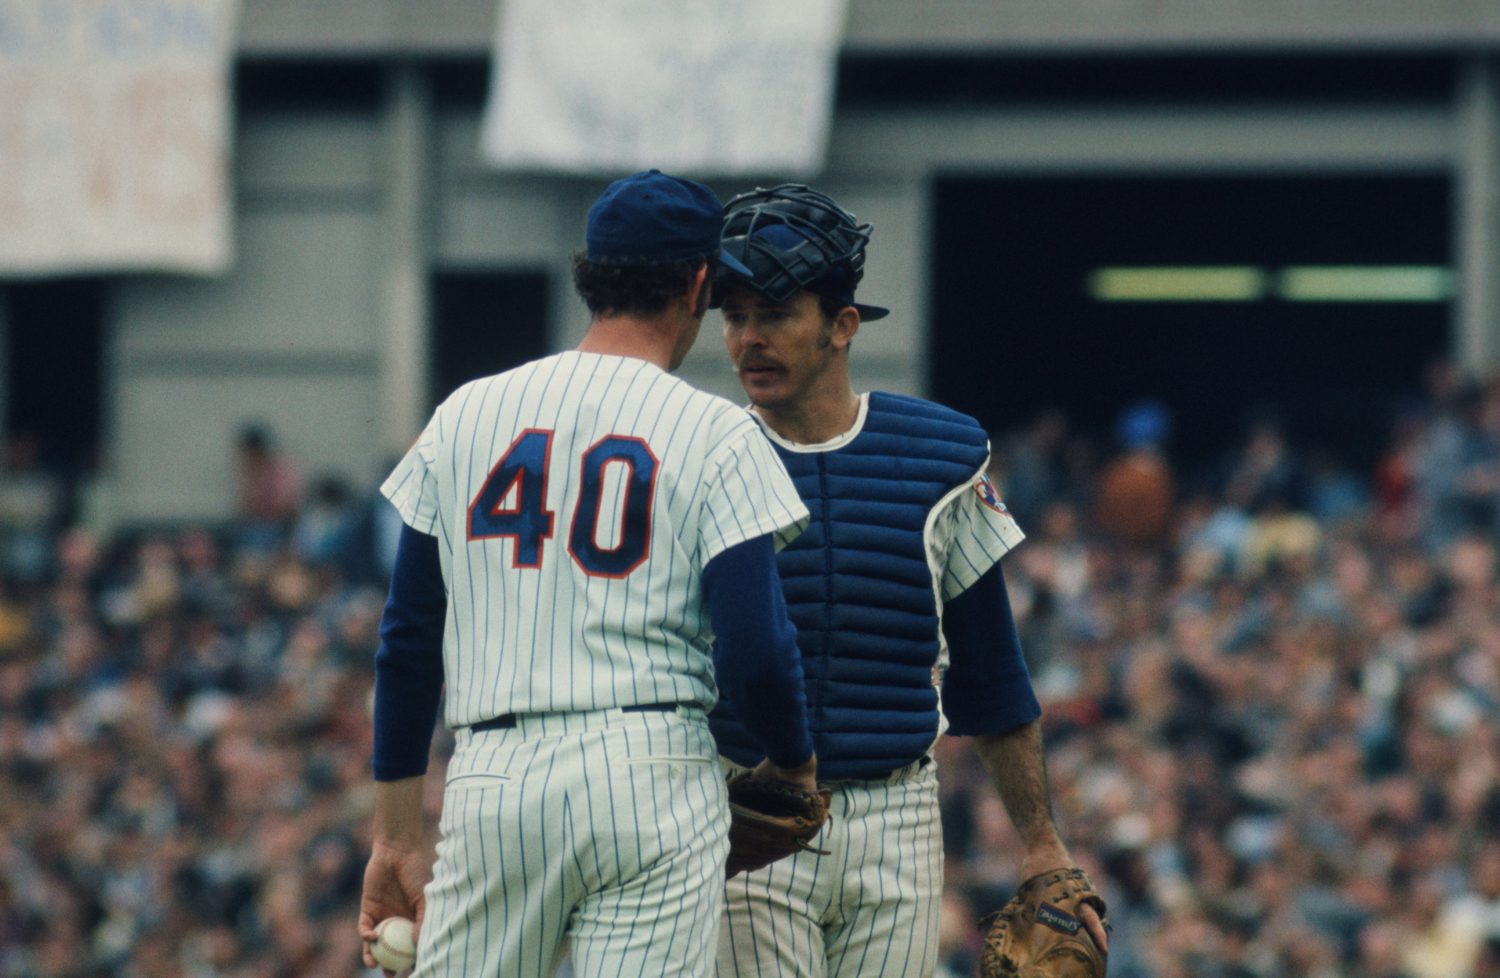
[940,562,1042,736]
[704,534,814,768]
[372,524,447,781]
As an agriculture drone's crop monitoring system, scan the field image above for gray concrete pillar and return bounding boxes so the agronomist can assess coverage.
[380,64,433,451]
[1455,57,1500,373]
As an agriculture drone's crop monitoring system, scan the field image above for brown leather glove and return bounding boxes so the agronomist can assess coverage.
[724,774,831,878]
[981,867,1109,978]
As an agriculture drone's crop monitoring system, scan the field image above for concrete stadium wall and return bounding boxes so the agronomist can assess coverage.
[236,0,1500,56]
[99,55,1500,522]
[113,112,387,521]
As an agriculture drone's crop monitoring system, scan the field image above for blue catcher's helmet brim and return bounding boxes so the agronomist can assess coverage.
[846,301,890,322]
[717,249,753,279]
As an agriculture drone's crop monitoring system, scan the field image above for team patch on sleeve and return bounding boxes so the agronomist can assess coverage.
[973,475,1009,515]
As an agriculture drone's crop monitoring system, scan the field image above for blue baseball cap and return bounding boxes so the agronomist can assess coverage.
[1117,400,1172,448]
[586,170,752,276]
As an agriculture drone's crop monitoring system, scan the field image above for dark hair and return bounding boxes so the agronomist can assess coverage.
[237,423,272,452]
[571,252,710,318]
[815,293,848,321]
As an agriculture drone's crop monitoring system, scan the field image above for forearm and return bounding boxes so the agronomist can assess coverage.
[974,719,1070,872]
[372,776,426,850]
[361,776,433,945]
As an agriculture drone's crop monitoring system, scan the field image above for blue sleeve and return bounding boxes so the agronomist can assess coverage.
[372,524,447,781]
[940,562,1042,736]
[704,535,813,768]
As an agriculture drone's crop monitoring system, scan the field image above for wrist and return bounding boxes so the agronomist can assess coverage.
[372,775,426,849]
[1019,839,1072,880]
[780,752,816,777]
[372,834,423,855]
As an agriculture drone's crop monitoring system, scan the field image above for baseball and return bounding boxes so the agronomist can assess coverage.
[371,916,417,972]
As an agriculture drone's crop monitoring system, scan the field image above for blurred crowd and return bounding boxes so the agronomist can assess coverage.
[0,426,411,978]
[938,361,1500,978]
[3,364,1500,975]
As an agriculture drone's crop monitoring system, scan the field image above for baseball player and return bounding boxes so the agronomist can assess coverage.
[707,185,1108,977]
[357,170,819,978]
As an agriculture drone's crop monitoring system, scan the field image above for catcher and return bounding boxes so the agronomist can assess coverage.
[707,184,1108,977]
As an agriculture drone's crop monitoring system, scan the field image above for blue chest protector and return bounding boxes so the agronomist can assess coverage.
[710,392,990,780]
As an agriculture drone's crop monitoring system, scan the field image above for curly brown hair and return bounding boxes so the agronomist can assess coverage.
[571,252,714,318]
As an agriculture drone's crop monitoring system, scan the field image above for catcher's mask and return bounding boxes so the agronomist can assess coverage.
[713,184,890,321]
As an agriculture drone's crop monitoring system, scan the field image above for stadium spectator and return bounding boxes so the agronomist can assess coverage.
[1218,411,1306,512]
[291,476,356,566]
[233,423,303,551]
[1093,400,1176,548]
[0,431,64,585]
[998,407,1072,525]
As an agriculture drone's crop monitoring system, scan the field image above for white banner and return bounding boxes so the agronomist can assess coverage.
[0,0,238,277]
[481,0,848,176]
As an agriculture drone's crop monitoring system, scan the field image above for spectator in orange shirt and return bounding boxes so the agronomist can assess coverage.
[1095,401,1176,548]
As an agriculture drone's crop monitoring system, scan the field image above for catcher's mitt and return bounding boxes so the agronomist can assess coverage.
[724,775,831,878]
[981,867,1109,978]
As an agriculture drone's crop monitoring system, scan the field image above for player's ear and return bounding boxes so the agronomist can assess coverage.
[829,305,860,352]
[684,263,710,315]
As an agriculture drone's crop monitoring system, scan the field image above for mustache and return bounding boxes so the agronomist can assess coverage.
[736,355,780,370]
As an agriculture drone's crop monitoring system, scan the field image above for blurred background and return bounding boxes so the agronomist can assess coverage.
[3,1,1500,976]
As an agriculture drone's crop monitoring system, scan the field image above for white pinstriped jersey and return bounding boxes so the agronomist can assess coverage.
[381,350,809,728]
[928,453,1026,684]
[929,465,1026,600]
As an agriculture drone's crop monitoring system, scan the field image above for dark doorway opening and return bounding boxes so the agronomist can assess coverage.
[930,175,1450,475]
[430,270,550,409]
[4,279,106,474]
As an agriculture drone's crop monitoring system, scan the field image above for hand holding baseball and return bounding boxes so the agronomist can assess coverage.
[358,839,428,975]
[371,916,417,973]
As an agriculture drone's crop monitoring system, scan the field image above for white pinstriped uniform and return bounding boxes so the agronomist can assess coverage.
[719,761,946,978]
[382,350,809,978]
[717,402,1025,978]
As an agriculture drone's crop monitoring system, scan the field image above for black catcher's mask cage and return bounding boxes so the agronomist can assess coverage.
[713,184,875,307]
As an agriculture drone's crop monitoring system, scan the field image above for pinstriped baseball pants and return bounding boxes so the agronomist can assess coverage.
[716,760,944,978]
[414,707,730,978]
